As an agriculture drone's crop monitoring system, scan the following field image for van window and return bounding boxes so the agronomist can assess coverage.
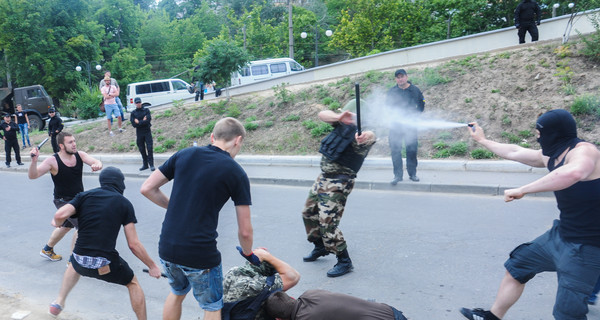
[270,63,287,74]
[136,84,151,94]
[290,61,303,71]
[240,67,251,77]
[151,81,170,93]
[171,80,188,91]
[251,65,268,76]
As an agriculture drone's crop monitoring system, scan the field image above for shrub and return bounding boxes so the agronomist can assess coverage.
[322,97,335,105]
[283,115,300,121]
[328,101,341,110]
[570,95,600,117]
[244,122,259,131]
[433,141,449,150]
[226,105,241,118]
[448,142,468,156]
[433,149,451,158]
[163,139,177,149]
[302,119,318,129]
[518,130,533,138]
[63,81,103,120]
[273,83,294,106]
[471,148,495,159]
[310,123,333,137]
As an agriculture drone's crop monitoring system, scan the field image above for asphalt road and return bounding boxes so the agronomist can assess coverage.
[2,171,599,319]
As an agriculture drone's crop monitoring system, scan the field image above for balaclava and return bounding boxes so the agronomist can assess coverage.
[99,166,126,195]
[536,109,582,161]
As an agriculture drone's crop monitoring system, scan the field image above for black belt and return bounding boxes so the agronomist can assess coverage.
[322,173,355,180]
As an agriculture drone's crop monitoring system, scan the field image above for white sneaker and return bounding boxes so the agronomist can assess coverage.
[109,131,114,136]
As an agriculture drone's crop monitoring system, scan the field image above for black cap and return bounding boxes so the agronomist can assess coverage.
[394,69,407,77]
[134,97,142,103]
[2,113,9,117]
[48,108,56,113]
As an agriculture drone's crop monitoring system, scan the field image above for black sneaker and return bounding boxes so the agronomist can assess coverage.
[150,166,155,171]
[459,308,498,320]
[17,162,24,166]
[139,165,149,171]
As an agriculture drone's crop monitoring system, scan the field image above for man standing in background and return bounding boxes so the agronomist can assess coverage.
[515,0,542,44]
[386,69,425,184]
[130,97,154,171]
[47,108,63,153]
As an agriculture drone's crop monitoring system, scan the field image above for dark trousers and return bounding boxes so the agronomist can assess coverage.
[4,139,21,165]
[389,128,418,178]
[51,134,59,153]
[136,131,154,166]
[194,85,205,101]
[518,24,539,43]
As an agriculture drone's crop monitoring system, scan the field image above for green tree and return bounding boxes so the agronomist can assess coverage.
[193,38,249,91]
[95,0,144,58]
[103,47,153,100]
[0,0,104,101]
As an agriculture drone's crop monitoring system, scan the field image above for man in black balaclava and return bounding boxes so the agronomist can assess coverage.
[459,109,600,320]
[514,0,542,44]
[48,166,162,318]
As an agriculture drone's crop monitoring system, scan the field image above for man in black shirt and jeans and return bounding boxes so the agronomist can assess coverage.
[1,113,23,168]
[130,97,154,171]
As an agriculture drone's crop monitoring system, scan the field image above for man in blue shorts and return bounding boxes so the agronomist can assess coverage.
[101,75,124,136]
[460,109,600,320]
[48,167,161,319]
[141,117,259,320]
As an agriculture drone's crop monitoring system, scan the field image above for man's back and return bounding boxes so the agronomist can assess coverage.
[71,187,135,260]
[158,145,252,269]
[294,290,395,320]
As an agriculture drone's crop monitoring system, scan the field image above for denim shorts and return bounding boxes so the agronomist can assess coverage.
[161,259,223,311]
[504,219,600,319]
[104,103,120,119]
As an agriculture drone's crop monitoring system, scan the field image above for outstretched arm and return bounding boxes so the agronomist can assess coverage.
[79,151,103,172]
[29,151,56,179]
[235,205,253,255]
[123,223,161,279]
[318,110,355,125]
[468,122,545,168]
[53,204,76,227]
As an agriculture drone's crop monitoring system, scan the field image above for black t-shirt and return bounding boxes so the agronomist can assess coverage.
[70,187,137,262]
[16,112,27,125]
[158,145,252,269]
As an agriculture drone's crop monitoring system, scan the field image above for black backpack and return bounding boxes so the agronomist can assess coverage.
[222,275,280,320]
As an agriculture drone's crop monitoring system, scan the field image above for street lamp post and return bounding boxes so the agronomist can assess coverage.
[552,3,560,17]
[301,27,332,67]
[75,61,102,90]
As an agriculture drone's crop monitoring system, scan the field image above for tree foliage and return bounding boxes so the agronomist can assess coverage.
[193,39,249,89]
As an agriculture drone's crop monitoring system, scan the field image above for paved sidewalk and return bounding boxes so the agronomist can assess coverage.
[2,152,551,197]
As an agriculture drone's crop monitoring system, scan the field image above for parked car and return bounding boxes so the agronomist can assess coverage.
[125,78,194,111]
[230,58,304,87]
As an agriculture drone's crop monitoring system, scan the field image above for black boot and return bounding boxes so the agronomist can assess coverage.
[139,163,149,171]
[326,248,353,277]
[303,239,329,262]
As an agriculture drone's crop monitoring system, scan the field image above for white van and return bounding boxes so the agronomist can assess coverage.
[230,58,304,87]
[126,78,193,111]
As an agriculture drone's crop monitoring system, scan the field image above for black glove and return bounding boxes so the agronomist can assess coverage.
[536,21,540,26]
[236,246,260,266]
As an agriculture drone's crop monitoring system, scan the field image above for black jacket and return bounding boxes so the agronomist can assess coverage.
[515,0,541,27]
[130,107,152,133]
[0,121,19,140]
[48,115,64,136]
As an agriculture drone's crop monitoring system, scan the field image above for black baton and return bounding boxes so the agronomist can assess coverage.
[31,137,49,158]
[355,83,362,135]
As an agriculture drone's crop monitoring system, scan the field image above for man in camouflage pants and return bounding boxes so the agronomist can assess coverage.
[302,107,376,277]
[222,248,300,320]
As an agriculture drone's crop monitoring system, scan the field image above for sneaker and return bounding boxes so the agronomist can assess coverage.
[40,249,62,261]
[390,177,402,185]
[5,164,10,168]
[17,162,24,166]
[49,302,63,316]
[109,131,114,137]
[459,308,497,320]
[119,128,125,133]
[150,166,156,171]
[22,146,26,150]
[409,175,420,182]
[139,165,149,171]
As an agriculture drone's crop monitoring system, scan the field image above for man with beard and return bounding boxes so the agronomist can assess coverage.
[460,109,600,320]
[29,131,103,262]
[48,167,161,318]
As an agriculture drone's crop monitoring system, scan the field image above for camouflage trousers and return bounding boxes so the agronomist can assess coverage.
[302,173,355,255]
